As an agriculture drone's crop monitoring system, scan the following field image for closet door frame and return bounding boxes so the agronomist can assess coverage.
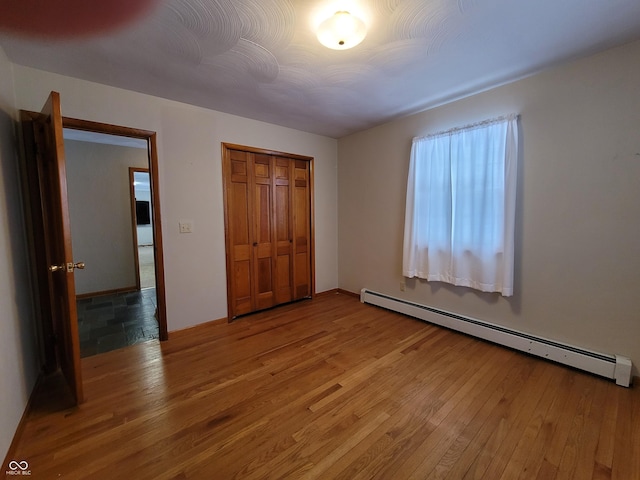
[221,143,315,320]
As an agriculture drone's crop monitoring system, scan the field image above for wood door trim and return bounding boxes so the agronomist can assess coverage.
[76,286,138,299]
[148,132,168,340]
[221,147,233,320]
[23,112,169,341]
[221,143,316,320]
[62,117,156,139]
[308,159,316,299]
[223,143,313,162]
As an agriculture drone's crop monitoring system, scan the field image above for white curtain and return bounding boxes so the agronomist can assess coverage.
[403,115,518,296]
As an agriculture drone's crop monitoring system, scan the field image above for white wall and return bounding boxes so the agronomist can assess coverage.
[0,47,39,462]
[65,139,148,295]
[12,65,339,332]
[338,40,640,376]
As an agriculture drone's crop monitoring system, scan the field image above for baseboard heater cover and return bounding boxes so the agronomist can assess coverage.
[360,289,632,387]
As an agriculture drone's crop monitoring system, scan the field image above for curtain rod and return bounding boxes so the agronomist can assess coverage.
[413,113,518,142]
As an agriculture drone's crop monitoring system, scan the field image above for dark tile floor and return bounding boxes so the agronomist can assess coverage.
[77,288,159,358]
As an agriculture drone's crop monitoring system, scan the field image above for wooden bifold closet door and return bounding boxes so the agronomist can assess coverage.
[222,144,314,319]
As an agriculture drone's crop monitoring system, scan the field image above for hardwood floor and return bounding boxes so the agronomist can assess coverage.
[8,293,639,479]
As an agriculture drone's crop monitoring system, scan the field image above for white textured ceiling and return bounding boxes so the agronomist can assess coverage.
[2,0,640,138]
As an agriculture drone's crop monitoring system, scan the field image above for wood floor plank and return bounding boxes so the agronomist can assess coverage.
[460,358,541,480]
[555,375,600,480]
[312,340,490,479]
[369,349,510,480]
[420,352,541,478]
[498,364,571,480]
[592,385,618,479]
[515,369,575,480]
[631,388,640,480]
[7,293,639,480]
[440,359,537,480]
[310,338,479,479]
[611,386,636,480]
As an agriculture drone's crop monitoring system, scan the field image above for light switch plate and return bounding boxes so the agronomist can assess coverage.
[178,220,193,233]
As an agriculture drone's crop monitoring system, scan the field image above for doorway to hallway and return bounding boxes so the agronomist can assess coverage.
[77,288,159,357]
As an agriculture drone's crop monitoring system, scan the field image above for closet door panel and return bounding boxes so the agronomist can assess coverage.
[274,157,293,304]
[253,154,276,310]
[234,260,252,314]
[293,160,311,299]
[228,150,254,315]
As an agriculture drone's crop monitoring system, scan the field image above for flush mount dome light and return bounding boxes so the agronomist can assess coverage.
[317,11,367,50]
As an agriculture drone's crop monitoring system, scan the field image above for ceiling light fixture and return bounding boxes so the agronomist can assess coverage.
[316,11,367,50]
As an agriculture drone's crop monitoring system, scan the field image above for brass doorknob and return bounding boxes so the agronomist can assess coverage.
[48,262,85,273]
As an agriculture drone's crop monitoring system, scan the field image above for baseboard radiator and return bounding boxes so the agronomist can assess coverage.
[360,289,632,387]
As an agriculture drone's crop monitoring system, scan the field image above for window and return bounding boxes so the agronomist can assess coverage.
[136,200,151,225]
[402,114,518,296]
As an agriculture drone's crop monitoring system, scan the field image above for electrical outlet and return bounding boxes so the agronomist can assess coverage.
[179,220,193,233]
[400,281,406,291]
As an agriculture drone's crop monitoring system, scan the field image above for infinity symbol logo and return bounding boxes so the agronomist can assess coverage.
[8,461,29,471]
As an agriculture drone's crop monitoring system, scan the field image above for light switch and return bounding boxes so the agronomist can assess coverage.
[179,220,193,233]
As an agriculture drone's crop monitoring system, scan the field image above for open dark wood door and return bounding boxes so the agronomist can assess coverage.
[32,92,84,404]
